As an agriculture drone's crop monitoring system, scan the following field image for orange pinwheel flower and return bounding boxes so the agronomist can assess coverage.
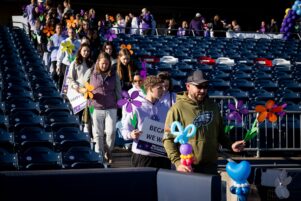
[109,16,115,22]
[120,44,134,55]
[84,82,94,99]
[255,100,283,123]
[42,26,54,37]
[66,16,77,28]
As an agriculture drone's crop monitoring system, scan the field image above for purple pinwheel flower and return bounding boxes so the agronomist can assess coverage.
[117,91,142,113]
[140,61,147,79]
[227,100,249,123]
[274,103,287,118]
[38,4,45,14]
[104,29,117,41]
[80,9,85,16]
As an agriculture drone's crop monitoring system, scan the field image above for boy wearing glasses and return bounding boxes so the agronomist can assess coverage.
[163,70,245,174]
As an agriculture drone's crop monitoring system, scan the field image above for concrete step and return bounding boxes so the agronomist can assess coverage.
[110,147,132,168]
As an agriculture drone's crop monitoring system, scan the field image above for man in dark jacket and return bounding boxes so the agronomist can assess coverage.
[163,70,245,174]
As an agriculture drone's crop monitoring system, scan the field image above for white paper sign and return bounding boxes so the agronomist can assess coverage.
[137,118,167,156]
[66,87,87,114]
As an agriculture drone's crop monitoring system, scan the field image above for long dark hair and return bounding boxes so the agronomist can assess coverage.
[75,43,93,67]
[102,41,117,59]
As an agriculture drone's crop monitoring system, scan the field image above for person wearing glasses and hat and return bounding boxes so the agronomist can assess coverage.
[163,70,245,174]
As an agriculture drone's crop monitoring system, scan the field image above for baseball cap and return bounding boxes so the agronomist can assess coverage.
[187,70,208,85]
[195,13,201,18]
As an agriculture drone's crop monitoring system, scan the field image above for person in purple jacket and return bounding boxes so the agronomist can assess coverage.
[140,8,153,35]
[89,52,121,164]
[189,13,204,36]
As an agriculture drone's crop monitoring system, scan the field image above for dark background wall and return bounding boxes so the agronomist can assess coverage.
[1,0,295,31]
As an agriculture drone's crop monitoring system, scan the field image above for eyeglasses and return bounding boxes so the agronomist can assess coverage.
[193,84,208,89]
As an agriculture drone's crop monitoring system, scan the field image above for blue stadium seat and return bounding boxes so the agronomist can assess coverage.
[4,97,39,115]
[207,52,223,59]
[279,80,301,92]
[253,71,273,80]
[279,91,301,104]
[2,87,33,102]
[33,87,61,100]
[0,128,14,152]
[254,79,278,91]
[44,111,80,132]
[284,102,301,111]
[273,72,293,81]
[208,90,224,96]
[273,65,292,73]
[155,62,173,71]
[256,64,272,73]
[225,88,249,102]
[232,71,252,80]
[214,64,233,73]
[172,79,185,92]
[53,127,91,151]
[18,146,62,170]
[250,89,274,102]
[62,146,104,169]
[231,79,255,91]
[0,148,18,170]
[2,66,26,74]
[209,79,230,91]
[9,111,44,132]
[146,68,158,76]
[171,70,187,80]
[2,72,28,84]
[233,64,253,73]
[173,51,189,60]
[39,97,70,115]
[153,50,171,57]
[174,62,194,72]
[293,71,301,82]
[211,71,231,80]
[3,80,31,91]
[14,127,53,151]
[194,63,213,74]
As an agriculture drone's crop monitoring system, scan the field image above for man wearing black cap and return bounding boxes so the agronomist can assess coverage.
[163,70,245,174]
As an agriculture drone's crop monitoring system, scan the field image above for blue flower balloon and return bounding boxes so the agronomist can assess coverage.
[170,121,196,144]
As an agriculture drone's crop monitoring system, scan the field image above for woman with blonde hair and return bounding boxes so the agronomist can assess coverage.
[89,51,121,164]
[113,48,136,91]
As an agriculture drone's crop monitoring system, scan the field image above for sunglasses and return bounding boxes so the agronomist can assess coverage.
[133,80,142,83]
[193,84,209,89]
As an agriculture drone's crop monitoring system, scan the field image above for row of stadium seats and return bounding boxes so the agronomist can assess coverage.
[0,27,103,170]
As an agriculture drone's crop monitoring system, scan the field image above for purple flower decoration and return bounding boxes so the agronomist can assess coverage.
[227,100,249,123]
[104,29,117,41]
[117,91,142,113]
[38,4,45,14]
[80,9,85,16]
[140,61,147,79]
[274,103,287,118]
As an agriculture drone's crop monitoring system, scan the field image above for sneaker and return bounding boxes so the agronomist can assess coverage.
[104,151,113,164]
